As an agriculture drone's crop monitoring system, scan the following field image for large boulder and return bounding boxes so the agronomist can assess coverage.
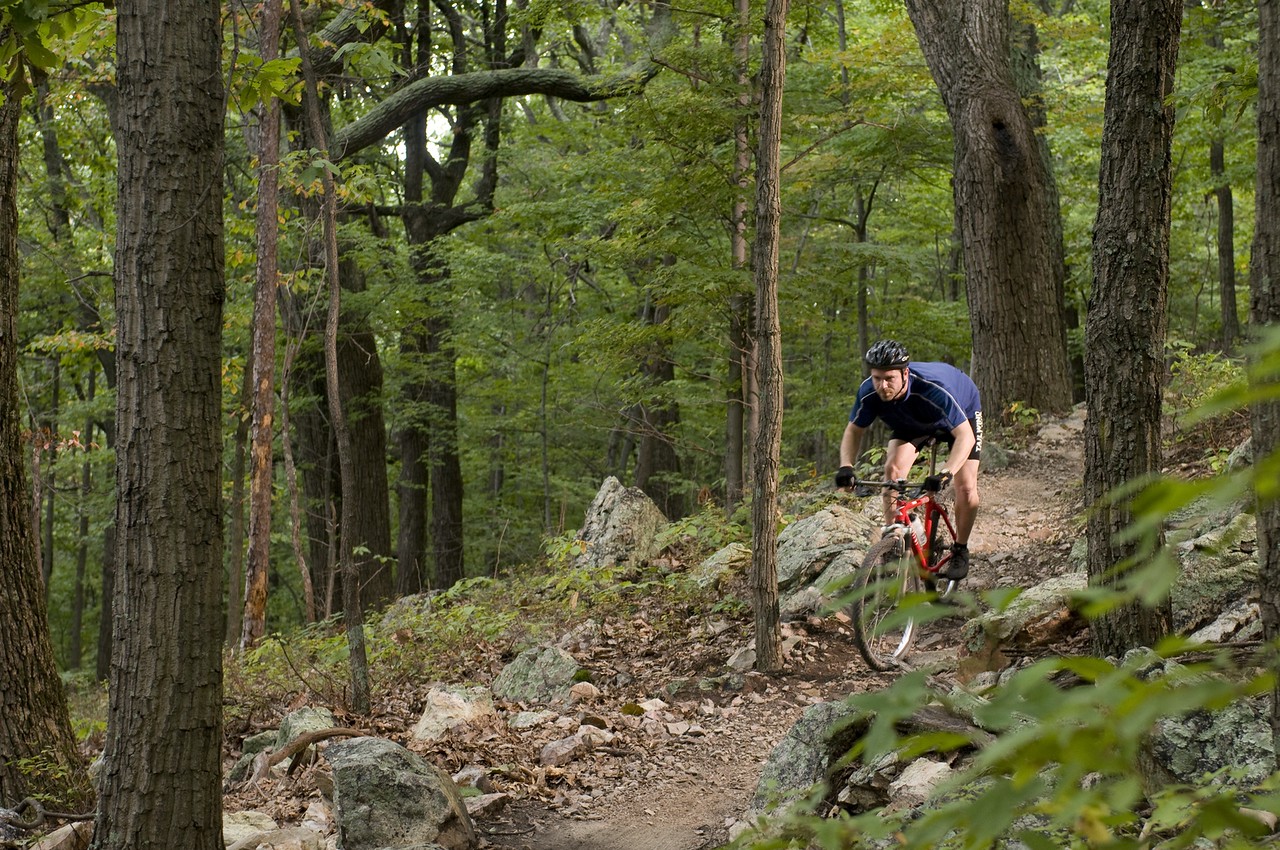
[958,572,1088,679]
[573,477,668,570]
[1170,510,1258,633]
[491,645,581,705]
[328,737,476,850]
[775,503,878,592]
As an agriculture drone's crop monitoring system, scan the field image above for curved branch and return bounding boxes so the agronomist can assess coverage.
[331,1,672,161]
[333,64,658,161]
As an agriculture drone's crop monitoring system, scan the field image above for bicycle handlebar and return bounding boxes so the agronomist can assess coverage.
[840,478,930,498]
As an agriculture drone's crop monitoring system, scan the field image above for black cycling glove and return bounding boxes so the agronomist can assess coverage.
[834,465,855,489]
[923,471,952,492]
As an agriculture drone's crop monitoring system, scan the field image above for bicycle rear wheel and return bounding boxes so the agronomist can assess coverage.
[849,533,921,671]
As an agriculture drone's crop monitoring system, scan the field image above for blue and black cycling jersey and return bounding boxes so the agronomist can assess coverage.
[849,362,981,442]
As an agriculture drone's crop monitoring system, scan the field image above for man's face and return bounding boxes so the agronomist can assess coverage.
[870,366,908,402]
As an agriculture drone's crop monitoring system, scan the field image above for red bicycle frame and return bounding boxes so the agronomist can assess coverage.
[885,485,957,578]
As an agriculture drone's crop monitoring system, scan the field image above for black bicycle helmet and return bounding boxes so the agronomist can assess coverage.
[865,339,910,369]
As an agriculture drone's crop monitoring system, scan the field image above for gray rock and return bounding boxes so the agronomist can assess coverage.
[776,504,878,592]
[959,572,1087,662]
[328,737,476,850]
[573,477,668,570]
[228,729,279,783]
[223,810,279,847]
[278,707,337,746]
[689,542,751,588]
[411,686,496,742]
[226,826,325,850]
[750,701,864,812]
[1171,512,1258,633]
[491,645,581,704]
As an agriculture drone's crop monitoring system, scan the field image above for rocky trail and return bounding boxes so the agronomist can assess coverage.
[479,413,1088,850]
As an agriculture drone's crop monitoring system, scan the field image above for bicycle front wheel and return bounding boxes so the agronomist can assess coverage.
[849,533,921,671]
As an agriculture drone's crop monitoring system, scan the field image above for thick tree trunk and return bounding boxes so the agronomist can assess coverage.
[904,0,1073,415]
[750,0,788,674]
[334,261,396,604]
[1251,0,1280,769]
[427,321,466,588]
[1083,0,1181,656]
[0,77,91,812]
[94,0,226,841]
[395,331,429,596]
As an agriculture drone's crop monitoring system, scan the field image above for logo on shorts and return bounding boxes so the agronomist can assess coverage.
[973,411,984,453]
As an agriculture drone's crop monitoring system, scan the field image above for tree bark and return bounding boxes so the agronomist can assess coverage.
[1083,0,1181,656]
[750,0,789,674]
[903,0,1073,415]
[93,0,226,841]
[1251,0,1280,769]
[0,74,92,813]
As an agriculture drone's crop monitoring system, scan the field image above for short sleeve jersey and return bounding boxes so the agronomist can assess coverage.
[848,362,981,439]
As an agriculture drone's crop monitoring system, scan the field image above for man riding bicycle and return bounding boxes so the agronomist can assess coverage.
[835,340,982,581]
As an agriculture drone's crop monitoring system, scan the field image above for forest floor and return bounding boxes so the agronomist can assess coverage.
[476,410,1092,850]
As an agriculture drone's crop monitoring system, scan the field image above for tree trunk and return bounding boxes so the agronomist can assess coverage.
[427,322,466,587]
[279,341,316,621]
[0,75,92,813]
[291,0,370,714]
[904,0,1073,415]
[1083,0,1181,657]
[227,353,251,646]
[750,0,788,675]
[93,0,226,840]
[41,362,58,592]
[1210,139,1239,351]
[725,0,751,514]
[242,0,285,651]
[634,298,685,519]
[71,392,94,670]
[335,282,395,603]
[1251,0,1280,769]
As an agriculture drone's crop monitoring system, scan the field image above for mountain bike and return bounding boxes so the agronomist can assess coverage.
[843,443,960,671]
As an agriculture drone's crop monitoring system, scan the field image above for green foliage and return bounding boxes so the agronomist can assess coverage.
[1166,342,1249,449]
[655,501,749,557]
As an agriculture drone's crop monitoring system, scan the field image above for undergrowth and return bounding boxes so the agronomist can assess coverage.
[218,504,750,736]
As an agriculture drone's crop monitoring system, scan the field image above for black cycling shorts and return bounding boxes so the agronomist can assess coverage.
[893,411,983,461]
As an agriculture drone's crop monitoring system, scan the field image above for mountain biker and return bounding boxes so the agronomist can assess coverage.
[834,340,982,581]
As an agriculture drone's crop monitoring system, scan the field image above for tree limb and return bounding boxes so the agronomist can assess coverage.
[245,727,365,786]
[331,1,672,161]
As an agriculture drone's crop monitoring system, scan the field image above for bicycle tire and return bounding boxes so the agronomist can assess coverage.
[849,533,921,671]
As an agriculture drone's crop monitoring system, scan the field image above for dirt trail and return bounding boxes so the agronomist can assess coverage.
[483,417,1086,850]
